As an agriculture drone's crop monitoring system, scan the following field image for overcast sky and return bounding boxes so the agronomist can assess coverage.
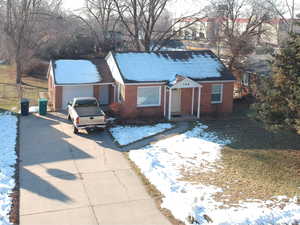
[62,0,206,17]
[63,0,299,18]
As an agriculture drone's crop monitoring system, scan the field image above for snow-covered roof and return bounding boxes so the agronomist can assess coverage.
[113,51,235,83]
[53,60,102,85]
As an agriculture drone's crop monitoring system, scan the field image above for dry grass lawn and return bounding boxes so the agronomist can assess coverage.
[182,104,300,208]
[0,65,47,112]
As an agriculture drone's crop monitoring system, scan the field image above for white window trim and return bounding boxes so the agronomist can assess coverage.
[211,84,223,104]
[137,86,162,107]
[117,84,122,103]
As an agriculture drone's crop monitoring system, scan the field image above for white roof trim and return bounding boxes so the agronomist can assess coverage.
[55,82,114,87]
[106,52,125,85]
[198,80,235,83]
[125,82,166,85]
[125,79,235,86]
[48,61,55,86]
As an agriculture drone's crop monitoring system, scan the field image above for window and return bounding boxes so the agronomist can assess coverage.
[211,84,223,103]
[137,86,161,107]
[242,73,249,86]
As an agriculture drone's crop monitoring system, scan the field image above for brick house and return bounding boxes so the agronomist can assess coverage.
[48,50,235,120]
[47,58,115,110]
[105,50,236,119]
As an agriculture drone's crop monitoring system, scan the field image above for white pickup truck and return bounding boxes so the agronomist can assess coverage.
[67,97,107,134]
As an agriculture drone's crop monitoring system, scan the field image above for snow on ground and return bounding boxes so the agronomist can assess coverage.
[109,123,173,146]
[18,106,39,114]
[129,123,300,225]
[29,106,39,113]
[0,113,17,225]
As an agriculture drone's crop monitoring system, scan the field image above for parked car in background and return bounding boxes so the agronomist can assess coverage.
[67,97,107,134]
[151,39,186,51]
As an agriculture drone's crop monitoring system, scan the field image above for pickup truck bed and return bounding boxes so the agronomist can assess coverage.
[68,97,107,134]
[76,107,104,117]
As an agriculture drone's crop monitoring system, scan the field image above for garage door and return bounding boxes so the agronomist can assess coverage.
[62,86,94,109]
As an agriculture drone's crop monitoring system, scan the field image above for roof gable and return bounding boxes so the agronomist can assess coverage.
[171,76,202,89]
[112,51,235,83]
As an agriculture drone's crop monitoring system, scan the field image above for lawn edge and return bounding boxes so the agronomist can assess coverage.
[9,114,20,225]
[124,152,185,225]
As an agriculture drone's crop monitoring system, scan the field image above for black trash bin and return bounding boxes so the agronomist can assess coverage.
[20,98,29,116]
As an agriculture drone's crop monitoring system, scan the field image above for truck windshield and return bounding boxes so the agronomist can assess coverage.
[74,99,98,108]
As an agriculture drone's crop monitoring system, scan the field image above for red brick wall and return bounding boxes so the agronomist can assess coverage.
[48,74,62,111]
[47,67,63,111]
[192,82,234,115]
[48,74,54,108]
[222,82,234,113]
[109,85,115,103]
[119,82,234,118]
[54,86,62,110]
[120,84,165,118]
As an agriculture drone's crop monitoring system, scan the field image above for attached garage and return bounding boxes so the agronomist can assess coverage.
[62,85,94,109]
[47,58,115,111]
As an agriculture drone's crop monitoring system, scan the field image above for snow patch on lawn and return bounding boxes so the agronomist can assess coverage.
[0,113,17,225]
[109,123,173,146]
[29,106,39,113]
[129,123,300,225]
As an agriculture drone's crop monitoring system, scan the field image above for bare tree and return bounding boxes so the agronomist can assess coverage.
[0,0,63,85]
[77,0,121,52]
[205,0,275,98]
[209,0,273,71]
[265,0,298,33]
[113,0,206,51]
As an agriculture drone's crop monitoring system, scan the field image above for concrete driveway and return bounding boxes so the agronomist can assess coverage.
[20,112,171,225]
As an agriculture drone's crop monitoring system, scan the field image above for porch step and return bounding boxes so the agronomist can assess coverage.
[171,115,198,122]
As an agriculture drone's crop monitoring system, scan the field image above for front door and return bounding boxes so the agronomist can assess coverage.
[99,85,109,105]
[171,89,181,114]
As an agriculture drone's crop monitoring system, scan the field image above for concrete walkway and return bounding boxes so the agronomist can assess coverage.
[121,121,191,151]
[20,112,172,225]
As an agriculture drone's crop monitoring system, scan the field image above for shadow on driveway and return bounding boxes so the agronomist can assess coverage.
[20,113,93,202]
[21,168,73,202]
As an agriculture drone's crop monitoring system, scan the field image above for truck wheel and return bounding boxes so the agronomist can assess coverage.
[67,114,71,121]
[73,127,79,134]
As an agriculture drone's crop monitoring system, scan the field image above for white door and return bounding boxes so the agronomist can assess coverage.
[171,89,181,114]
[99,85,109,105]
[62,86,94,108]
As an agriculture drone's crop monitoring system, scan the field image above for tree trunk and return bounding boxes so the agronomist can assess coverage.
[16,59,22,85]
[16,58,23,99]
[144,36,151,51]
